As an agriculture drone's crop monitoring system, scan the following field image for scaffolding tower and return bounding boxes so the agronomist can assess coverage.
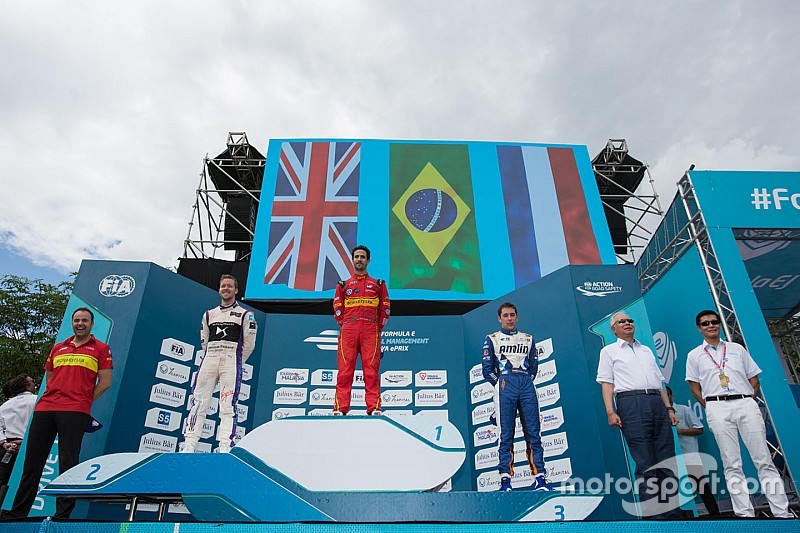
[592,139,663,264]
[183,132,266,262]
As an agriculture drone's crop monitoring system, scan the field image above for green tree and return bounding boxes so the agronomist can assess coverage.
[0,275,73,399]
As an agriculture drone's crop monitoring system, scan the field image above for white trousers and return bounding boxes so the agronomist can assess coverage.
[184,349,240,448]
[705,397,791,517]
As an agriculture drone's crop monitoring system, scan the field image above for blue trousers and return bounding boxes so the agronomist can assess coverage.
[498,372,544,477]
[616,392,678,518]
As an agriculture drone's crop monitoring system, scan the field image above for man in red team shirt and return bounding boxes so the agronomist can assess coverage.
[332,245,390,415]
[2,307,112,520]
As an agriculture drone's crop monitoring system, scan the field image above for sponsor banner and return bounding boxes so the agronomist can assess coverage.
[138,432,178,453]
[308,408,332,416]
[542,431,569,458]
[275,368,309,385]
[536,338,554,361]
[353,370,365,388]
[533,359,557,385]
[415,370,447,387]
[469,363,483,384]
[273,387,308,405]
[309,388,336,406]
[194,350,204,366]
[381,370,413,388]
[155,360,191,385]
[537,382,560,408]
[144,407,182,433]
[200,419,216,440]
[511,466,535,488]
[437,479,452,493]
[513,440,528,463]
[242,363,253,381]
[545,457,573,482]
[413,409,449,422]
[476,470,500,492]
[540,406,565,433]
[311,369,338,386]
[470,382,494,404]
[160,338,195,362]
[474,425,499,447]
[474,447,499,470]
[235,426,246,440]
[272,407,306,420]
[236,403,249,423]
[239,382,251,402]
[415,389,448,407]
[149,382,186,409]
[472,402,495,425]
[380,389,413,407]
[351,388,366,406]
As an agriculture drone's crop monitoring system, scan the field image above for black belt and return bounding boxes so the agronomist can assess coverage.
[616,389,661,398]
[705,394,748,402]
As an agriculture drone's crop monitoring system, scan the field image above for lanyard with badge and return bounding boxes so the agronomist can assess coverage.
[704,343,729,389]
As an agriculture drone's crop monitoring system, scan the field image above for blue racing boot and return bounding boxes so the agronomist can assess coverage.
[498,476,513,492]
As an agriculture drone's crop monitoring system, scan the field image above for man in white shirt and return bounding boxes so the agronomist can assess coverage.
[666,386,720,516]
[0,375,37,505]
[686,309,791,518]
[597,311,679,518]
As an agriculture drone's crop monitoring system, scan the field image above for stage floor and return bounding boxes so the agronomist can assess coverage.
[1,520,798,533]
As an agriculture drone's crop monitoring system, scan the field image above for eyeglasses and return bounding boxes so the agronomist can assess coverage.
[615,318,634,325]
[699,319,721,327]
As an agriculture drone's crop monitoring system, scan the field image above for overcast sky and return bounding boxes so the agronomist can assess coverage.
[1,1,798,278]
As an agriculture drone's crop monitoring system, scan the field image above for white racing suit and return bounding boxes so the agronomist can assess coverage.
[184,302,257,450]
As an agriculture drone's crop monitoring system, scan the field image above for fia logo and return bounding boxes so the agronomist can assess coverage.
[99,275,136,297]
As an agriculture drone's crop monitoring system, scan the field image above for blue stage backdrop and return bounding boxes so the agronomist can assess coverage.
[639,169,800,506]
[246,139,616,301]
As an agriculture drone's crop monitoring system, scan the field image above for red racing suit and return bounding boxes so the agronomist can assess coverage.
[333,274,390,413]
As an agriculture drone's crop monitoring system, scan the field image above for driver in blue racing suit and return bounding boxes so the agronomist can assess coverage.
[482,302,550,492]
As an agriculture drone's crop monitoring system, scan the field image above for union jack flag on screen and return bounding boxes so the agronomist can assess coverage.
[264,141,360,291]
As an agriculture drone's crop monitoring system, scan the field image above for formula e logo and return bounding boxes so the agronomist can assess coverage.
[304,330,339,351]
[575,281,622,297]
[653,331,677,382]
[99,275,135,297]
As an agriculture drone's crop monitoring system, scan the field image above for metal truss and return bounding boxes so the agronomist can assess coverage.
[767,316,800,385]
[183,132,265,262]
[593,139,664,264]
[639,170,796,497]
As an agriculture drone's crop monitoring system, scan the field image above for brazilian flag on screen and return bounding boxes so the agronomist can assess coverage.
[389,143,483,292]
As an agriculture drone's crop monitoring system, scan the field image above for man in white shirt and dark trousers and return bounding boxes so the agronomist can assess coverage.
[686,309,792,518]
[0,375,37,506]
[597,311,679,519]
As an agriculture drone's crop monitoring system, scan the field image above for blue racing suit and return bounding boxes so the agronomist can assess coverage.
[482,328,544,479]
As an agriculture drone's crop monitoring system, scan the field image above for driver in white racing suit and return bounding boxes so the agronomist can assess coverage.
[182,274,257,453]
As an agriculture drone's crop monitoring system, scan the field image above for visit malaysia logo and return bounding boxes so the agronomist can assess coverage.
[576,281,623,297]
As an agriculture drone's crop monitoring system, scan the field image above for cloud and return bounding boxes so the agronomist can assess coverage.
[0,1,798,273]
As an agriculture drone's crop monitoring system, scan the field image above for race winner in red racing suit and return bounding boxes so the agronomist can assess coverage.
[333,245,390,415]
[183,275,257,452]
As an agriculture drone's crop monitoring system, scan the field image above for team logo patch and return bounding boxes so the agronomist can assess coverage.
[346,289,353,295]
